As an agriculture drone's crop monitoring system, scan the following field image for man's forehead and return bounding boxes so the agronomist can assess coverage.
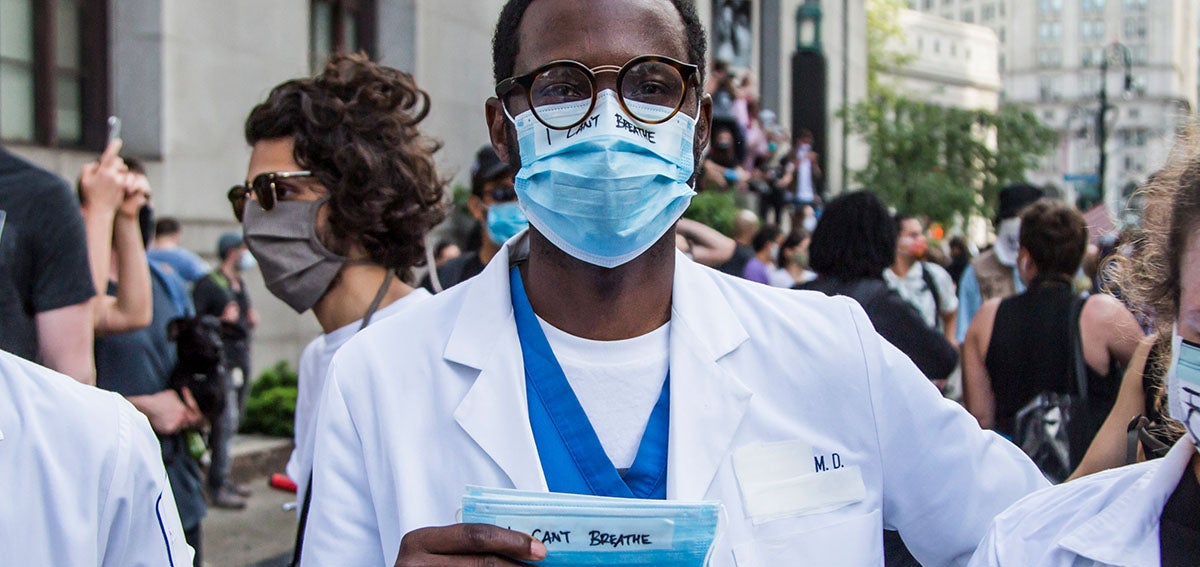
[513,0,689,75]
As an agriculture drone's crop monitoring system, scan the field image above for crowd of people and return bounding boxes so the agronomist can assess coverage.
[1,0,1198,566]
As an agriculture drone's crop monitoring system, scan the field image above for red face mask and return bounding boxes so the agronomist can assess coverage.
[908,237,928,260]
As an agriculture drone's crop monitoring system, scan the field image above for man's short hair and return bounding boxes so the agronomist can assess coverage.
[1018,198,1087,279]
[491,0,708,84]
[155,217,182,238]
[808,191,897,280]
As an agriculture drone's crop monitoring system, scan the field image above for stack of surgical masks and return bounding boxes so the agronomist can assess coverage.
[461,486,722,566]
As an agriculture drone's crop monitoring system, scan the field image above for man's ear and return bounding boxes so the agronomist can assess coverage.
[485,98,515,167]
[467,195,486,222]
[695,92,714,153]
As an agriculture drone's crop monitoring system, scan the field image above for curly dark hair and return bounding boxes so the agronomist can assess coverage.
[492,0,708,84]
[808,191,896,280]
[243,52,447,271]
[1018,198,1088,280]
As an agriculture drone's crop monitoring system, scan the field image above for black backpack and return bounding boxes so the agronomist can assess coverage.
[1011,294,1088,484]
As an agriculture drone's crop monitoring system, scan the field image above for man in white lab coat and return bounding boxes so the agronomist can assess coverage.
[0,350,193,566]
[302,1,1049,565]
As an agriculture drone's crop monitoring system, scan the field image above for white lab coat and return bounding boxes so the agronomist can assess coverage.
[0,350,192,566]
[970,437,1198,567]
[304,233,1047,566]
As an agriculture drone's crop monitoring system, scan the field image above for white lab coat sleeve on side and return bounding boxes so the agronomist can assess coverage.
[966,523,1004,567]
[99,398,193,567]
[846,297,1048,566]
[302,356,387,566]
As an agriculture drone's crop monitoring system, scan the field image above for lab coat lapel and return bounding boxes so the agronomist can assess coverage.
[667,252,753,500]
[1057,437,1197,566]
[448,235,548,492]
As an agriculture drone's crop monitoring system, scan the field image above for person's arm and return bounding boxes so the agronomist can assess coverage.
[1096,294,1142,367]
[96,178,151,335]
[675,218,736,268]
[941,310,958,345]
[962,299,1000,429]
[100,397,194,567]
[869,289,958,383]
[36,303,96,385]
[808,152,822,180]
[846,297,1048,566]
[80,140,131,324]
[932,264,960,344]
[1067,334,1156,480]
[126,389,203,435]
[955,265,981,344]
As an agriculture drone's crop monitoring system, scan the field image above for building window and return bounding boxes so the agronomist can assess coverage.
[1039,77,1056,102]
[310,0,377,73]
[1040,0,1063,14]
[1122,17,1147,42]
[1039,21,1062,43]
[923,0,934,9]
[1081,20,1105,41]
[982,3,995,21]
[1038,48,1061,68]
[1081,0,1105,13]
[962,9,975,23]
[1122,0,1146,9]
[0,0,106,148]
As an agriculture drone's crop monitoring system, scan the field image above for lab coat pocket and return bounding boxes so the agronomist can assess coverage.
[731,508,882,567]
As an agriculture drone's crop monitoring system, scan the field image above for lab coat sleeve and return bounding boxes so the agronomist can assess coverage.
[956,265,980,344]
[847,298,1048,566]
[301,357,387,566]
[99,397,193,567]
[966,524,1003,567]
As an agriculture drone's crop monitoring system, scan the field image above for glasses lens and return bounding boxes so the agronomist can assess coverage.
[228,186,247,222]
[530,65,593,129]
[251,173,277,211]
[621,60,685,123]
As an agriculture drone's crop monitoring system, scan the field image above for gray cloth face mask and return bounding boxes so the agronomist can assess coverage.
[242,198,347,313]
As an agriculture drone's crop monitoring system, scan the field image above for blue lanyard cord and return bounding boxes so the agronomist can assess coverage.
[510,266,669,499]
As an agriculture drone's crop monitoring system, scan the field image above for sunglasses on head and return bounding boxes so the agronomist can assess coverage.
[227,171,312,222]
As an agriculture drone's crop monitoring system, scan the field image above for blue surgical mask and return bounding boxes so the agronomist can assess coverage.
[486,201,529,246]
[238,251,257,271]
[1167,325,1200,453]
[510,90,696,268]
[461,486,721,566]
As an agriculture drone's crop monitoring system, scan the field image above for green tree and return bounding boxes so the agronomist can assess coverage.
[844,94,1056,223]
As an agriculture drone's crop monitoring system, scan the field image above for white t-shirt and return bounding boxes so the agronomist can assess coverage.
[536,316,670,470]
[287,288,431,504]
[883,261,958,331]
[796,144,815,202]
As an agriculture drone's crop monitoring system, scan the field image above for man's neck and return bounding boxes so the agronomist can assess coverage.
[519,229,674,341]
[891,256,915,277]
[312,263,415,334]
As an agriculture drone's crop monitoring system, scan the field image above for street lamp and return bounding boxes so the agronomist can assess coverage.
[1096,41,1133,210]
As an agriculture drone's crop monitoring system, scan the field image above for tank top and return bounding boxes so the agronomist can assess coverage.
[984,280,1121,445]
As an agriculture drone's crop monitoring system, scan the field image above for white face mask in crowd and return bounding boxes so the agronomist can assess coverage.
[1167,324,1200,454]
[994,217,1021,268]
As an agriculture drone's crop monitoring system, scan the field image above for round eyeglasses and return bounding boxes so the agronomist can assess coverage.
[227,171,312,222]
[496,55,699,131]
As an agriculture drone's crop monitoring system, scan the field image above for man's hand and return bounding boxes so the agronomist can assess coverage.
[220,301,241,324]
[117,174,151,219]
[395,524,547,566]
[80,139,130,214]
[130,388,204,435]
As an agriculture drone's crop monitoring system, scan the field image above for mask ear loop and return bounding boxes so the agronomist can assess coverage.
[702,503,728,567]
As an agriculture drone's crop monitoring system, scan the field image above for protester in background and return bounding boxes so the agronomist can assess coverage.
[968,139,1200,567]
[81,156,153,337]
[0,145,98,383]
[192,231,256,509]
[886,213,959,343]
[422,145,519,293]
[675,217,736,267]
[799,191,959,386]
[433,241,461,267]
[702,116,749,193]
[962,199,1141,477]
[0,350,193,566]
[149,216,210,283]
[791,129,821,226]
[718,208,758,277]
[91,190,207,563]
[231,52,446,563]
[770,229,814,287]
[957,183,1043,343]
[742,223,781,285]
[947,235,972,286]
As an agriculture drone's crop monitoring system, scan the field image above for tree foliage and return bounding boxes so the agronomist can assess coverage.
[843,93,1057,224]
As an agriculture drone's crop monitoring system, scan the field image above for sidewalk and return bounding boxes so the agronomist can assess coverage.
[201,434,296,567]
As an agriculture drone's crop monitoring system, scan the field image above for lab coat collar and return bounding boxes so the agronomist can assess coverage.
[448,232,752,497]
[1057,437,1197,566]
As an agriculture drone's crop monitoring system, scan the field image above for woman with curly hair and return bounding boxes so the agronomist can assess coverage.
[229,52,446,559]
[969,131,1200,566]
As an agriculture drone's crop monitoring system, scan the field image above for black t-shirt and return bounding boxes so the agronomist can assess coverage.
[0,148,94,362]
[1160,463,1200,566]
[420,251,486,293]
[95,267,206,530]
[192,271,251,366]
[718,244,755,279]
